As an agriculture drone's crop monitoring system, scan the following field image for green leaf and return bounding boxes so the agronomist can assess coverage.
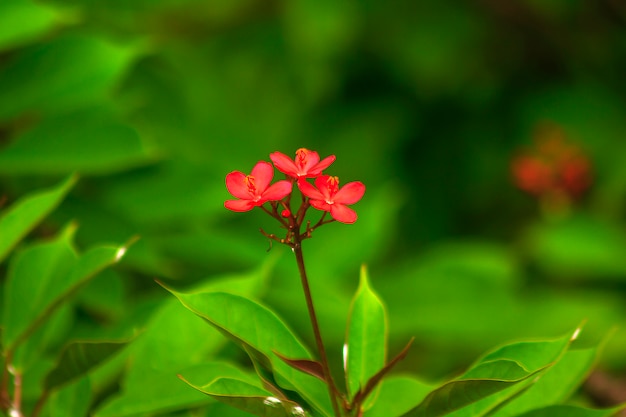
[46,376,92,417]
[0,0,63,52]
[365,376,435,417]
[401,329,578,417]
[514,405,625,417]
[345,265,387,405]
[2,225,132,354]
[182,377,309,417]
[0,34,136,121]
[490,346,600,416]
[167,289,333,417]
[94,363,248,417]
[0,174,76,263]
[0,107,151,175]
[44,339,130,392]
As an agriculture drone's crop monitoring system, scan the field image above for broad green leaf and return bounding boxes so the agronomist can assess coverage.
[94,363,247,417]
[167,289,333,417]
[401,329,578,417]
[95,264,270,417]
[0,174,76,263]
[514,405,625,417]
[345,265,387,406]
[0,107,151,175]
[46,376,92,417]
[0,34,136,121]
[491,346,599,416]
[2,224,78,353]
[44,340,130,392]
[2,225,132,354]
[0,0,63,52]
[183,377,309,417]
[365,376,435,417]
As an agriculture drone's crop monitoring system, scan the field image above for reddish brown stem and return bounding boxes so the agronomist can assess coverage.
[292,234,342,417]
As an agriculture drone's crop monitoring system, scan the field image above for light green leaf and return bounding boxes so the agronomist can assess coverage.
[401,329,578,417]
[2,225,132,354]
[44,340,130,392]
[167,289,333,417]
[365,376,435,417]
[94,363,247,417]
[491,346,600,416]
[46,376,91,417]
[345,265,387,405]
[0,174,76,263]
[0,0,63,52]
[183,377,309,417]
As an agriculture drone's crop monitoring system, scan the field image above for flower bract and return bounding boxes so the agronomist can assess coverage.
[298,176,365,224]
[270,148,336,179]
[225,161,292,212]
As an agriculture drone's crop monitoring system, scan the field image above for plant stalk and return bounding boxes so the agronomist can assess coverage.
[292,237,342,417]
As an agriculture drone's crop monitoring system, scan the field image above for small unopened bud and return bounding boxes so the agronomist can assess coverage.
[281,209,291,218]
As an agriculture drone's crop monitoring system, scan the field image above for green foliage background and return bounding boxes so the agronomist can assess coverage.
[1,0,626,415]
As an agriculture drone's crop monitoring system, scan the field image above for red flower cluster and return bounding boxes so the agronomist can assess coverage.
[225,148,365,224]
[511,127,592,199]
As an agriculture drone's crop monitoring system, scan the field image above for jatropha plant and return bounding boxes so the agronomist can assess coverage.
[165,149,625,417]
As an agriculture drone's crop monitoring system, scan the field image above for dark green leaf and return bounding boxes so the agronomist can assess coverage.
[0,107,151,175]
[46,376,92,417]
[44,340,130,391]
[0,174,76,263]
[514,405,625,417]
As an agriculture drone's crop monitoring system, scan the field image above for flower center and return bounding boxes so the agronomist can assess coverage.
[295,148,311,170]
[244,175,257,195]
[326,176,339,202]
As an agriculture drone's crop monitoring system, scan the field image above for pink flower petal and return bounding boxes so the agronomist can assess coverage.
[314,176,333,201]
[310,199,331,212]
[334,181,365,204]
[225,171,251,199]
[300,149,320,173]
[298,179,325,200]
[250,161,274,192]
[225,199,256,212]
[262,180,293,201]
[330,204,357,224]
[308,154,336,177]
[270,152,299,177]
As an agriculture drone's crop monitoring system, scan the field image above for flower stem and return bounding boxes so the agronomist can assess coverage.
[292,236,342,417]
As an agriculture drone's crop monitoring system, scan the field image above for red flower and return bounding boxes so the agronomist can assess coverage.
[225,161,292,212]
[270,148,336,179]
[298,176,365,224]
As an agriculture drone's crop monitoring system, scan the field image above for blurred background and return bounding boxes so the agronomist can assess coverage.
[1,0,626,411]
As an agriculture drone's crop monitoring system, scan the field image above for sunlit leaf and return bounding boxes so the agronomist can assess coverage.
[166,288,333,416]
[0,0,64,52]
[2,225,132,354]
[345,265,387,405]
[0,174,76,263]
[401,329,578,417]
[365,376,435,417]
[181,377,309,417]
[46,376,92,417]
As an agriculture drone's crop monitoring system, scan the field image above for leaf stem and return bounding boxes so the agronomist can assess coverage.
[292,234,342,417]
